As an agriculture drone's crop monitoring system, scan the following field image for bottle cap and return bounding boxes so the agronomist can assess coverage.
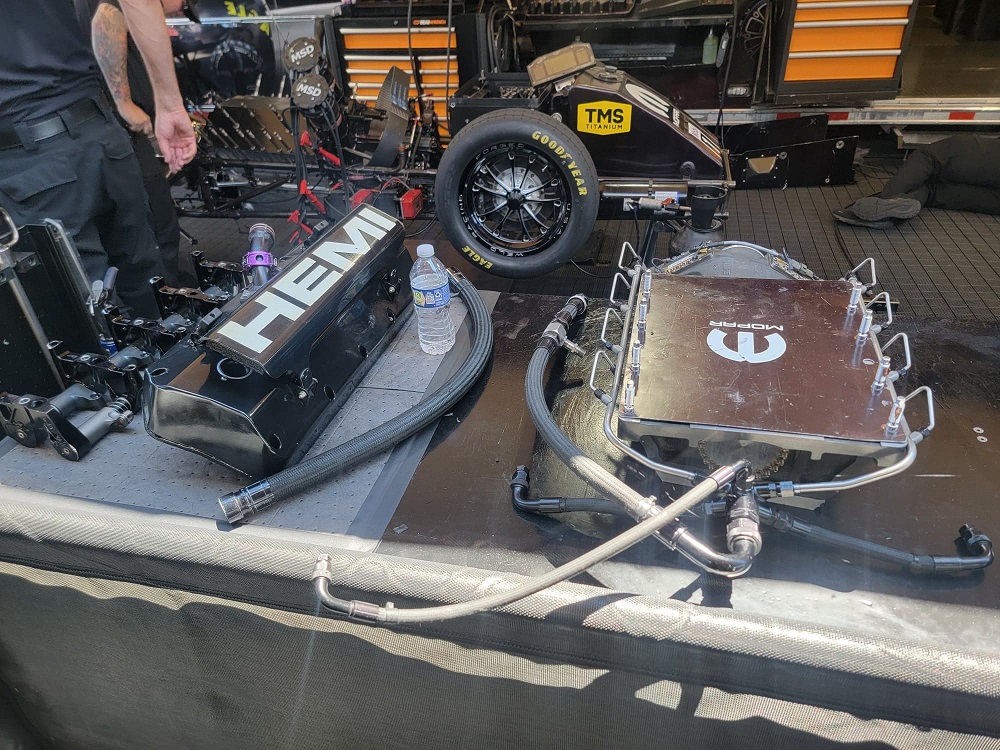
[416,244,435,258]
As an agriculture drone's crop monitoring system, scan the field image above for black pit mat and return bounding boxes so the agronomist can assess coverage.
[724,170,1000,322]
[381,299,1000,652]
[180,165,1000,322]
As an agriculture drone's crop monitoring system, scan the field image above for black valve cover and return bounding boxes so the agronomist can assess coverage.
[144,206,413,477]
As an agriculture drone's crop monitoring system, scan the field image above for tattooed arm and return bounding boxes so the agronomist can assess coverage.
[91,2,152,135]
[118,0,196,171]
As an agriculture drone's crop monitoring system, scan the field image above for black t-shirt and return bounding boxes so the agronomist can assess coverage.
[0,0,105,121]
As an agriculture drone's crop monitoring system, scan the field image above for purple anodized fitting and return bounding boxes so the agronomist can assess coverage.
[243,250,276,269]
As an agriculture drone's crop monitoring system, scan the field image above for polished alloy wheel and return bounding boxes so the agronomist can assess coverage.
[460,143,571,257]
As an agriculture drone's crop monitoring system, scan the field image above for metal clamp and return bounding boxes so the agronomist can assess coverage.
[880,331,912,381]
[600,307,624,352]
[865,291,893,332]
[844,257,877,291]
[902,385,935,439]
[589,349,616,404]
[617,241,639,271]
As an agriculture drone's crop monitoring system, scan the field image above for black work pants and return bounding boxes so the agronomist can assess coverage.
[0,103,164,317]
[881,134,1000,215]
[132,133,185,287]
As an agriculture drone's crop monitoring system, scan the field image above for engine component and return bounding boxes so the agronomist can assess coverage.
[526,296,760,578]
[219,270,494,523]
[242,223,277,288]
[351,188,379,209]
[400,188,424,220]
[144,206,413,477]
[52,344,152,406]
[575,241,992,575]
[0,385,132,461]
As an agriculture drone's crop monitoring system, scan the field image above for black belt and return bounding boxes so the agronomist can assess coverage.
[0,98,104,151]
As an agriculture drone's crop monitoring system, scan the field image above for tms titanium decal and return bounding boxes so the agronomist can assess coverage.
[706,321,787,364]
[576,101,632,135]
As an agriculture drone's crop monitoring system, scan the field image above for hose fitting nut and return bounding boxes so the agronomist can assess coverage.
[348,600,383,623]
[538,321,567,353]
[708,459,751,489]
[509,465,530,489]
[219,479,275,523]
[727,493,762,555]
[312,553,335,581]
[726,518,762,556]
[959,524,993,556]
[758,480,794,499]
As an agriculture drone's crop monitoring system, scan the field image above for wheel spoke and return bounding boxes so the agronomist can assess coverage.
[485,164,513,192]
[473,180,508,198]
[475,202,506,218]
[517,156,533,190]
[523,204,551,231]
[518,210,532,240]
[521,180,558,198]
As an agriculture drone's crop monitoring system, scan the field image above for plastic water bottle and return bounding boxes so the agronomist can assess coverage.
[410,243,455,355]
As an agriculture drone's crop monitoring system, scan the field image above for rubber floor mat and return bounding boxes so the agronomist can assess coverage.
[180,168,1000,322]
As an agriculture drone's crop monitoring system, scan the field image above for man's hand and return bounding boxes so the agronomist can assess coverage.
[118,0,197,172]
[155,106,197,173]
[117,100,153,135]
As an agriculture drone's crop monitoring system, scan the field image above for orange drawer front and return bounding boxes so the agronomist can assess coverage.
[795,4,911,21]
[348,72,456,85]
[341,31,456,50]
[354,84,456,97]
[784,55,898,81]
[344,59,458,73]
[790,25,905,52]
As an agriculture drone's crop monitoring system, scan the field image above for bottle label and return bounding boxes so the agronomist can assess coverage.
[413,283,450,309]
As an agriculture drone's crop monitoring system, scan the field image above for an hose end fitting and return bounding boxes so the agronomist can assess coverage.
[312,553,334,581]
[551,295,589,329]
[219,479,275,523]
[348,600,383,623]
[708,459,751,490]
[959,524,994,558]
[726,494,762,557]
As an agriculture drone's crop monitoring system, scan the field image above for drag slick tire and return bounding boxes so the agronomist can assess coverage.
[435,109,599,278]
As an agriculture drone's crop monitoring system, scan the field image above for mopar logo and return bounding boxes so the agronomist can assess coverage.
[576,101,632,135]
[706,321,787,364]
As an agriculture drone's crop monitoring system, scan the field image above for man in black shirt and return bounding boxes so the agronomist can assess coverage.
[82,0,187,286]
[0,0,195,317]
